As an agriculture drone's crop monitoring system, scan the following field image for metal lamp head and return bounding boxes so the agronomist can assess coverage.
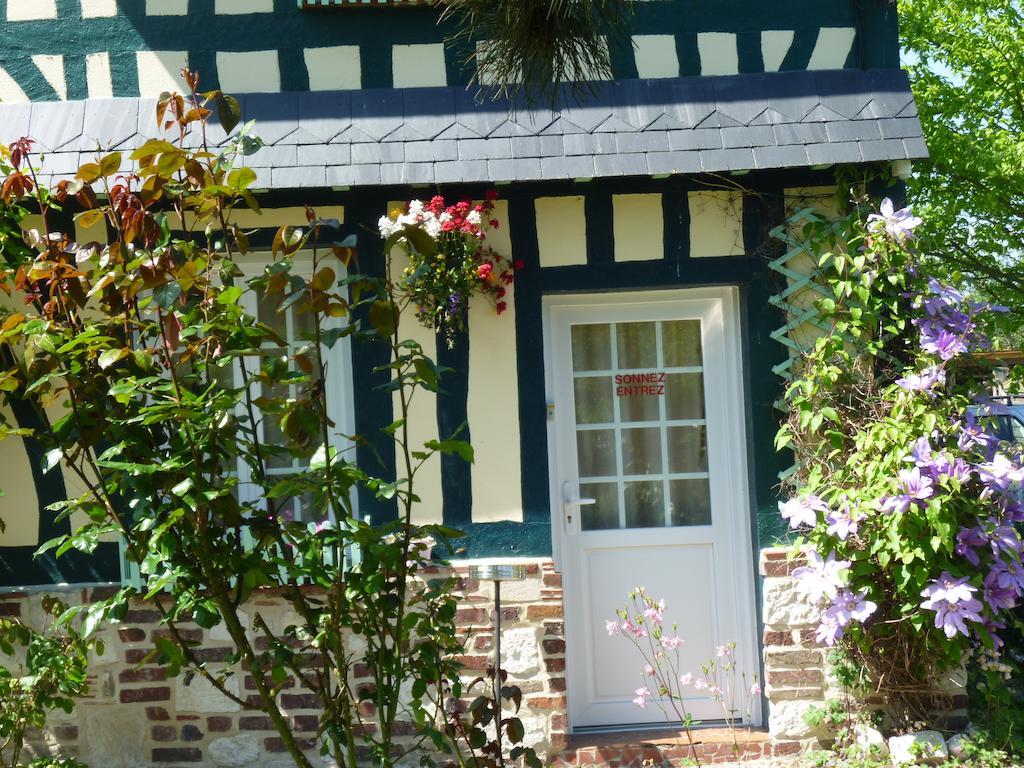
[467,563,527,582]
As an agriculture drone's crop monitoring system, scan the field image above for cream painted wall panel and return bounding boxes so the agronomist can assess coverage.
[216,0,272,12]
[468,201,522,523]
[807,27,857,71]
[392,44,447,89]
[32,55,66,101]
[535,196,587,268]
[689,190,745,257]
[0,407,40,547]
[217,51,281,94]
[388,202,443,525]
[761,31,795,72]
[81,0,117,17]
[85,53,113,99]
[75,213,108,244]
[632,35,679,79]
[0,66,29,103]
[613,194,664,262]
[146,0,188,14]
[136,51,189,97]
[697,33,739,77]
[178,205,344,232]
[305,47,362,91]
[7,0,56,20]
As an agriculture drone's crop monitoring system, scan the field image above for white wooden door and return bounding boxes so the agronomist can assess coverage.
[545,289,759,731]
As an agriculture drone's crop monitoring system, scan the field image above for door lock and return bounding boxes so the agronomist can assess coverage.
[562,481,596,529]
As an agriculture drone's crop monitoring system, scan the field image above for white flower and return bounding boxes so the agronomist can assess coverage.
[466,210,482,226]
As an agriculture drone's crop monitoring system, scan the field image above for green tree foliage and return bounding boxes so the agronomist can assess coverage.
[900,0,1024,323]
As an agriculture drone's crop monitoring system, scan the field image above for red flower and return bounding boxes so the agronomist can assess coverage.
[496,301,507,314]
[489,219,500,229]
[513,258,525,271]
[500,271,514,285]
[477,263,493,280]
[485,189,499,201]
[496,287,507,299]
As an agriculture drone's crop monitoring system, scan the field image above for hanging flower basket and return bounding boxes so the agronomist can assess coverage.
[379,192,521,347]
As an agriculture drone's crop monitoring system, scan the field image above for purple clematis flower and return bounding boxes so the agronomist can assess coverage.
[978,454,1024,493]
[792,550,850,603]
[815,589,877,646]
[825,506,866,541]
[880,467,934,514]
[931,597,986,639]
[897,366,946,394]
[956,526,987,567]
[781,495,829,529]
[921,571,977,609]
[867,198,923,243]
[984,567,1020,612]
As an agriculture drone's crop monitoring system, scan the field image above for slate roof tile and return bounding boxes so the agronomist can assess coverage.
[3,69,926,189]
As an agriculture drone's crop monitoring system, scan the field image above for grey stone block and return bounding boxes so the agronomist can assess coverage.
[593,153,648,177]
[433,159,488,183]
[245,92,299,145]
[349,89,404,141]
[562,133,617,156]
[0,102,32,143]
[247,144,298,168]
[903,136,930,159]
[877,117,924,140]
[326,163,381,187]
[458,138,511,161]
[30,100,85,151]
[80,99,139,151]
[487,158,543,182]
[296,90,351,143]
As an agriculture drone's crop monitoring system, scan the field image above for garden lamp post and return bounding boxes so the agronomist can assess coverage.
[468,563,527,765]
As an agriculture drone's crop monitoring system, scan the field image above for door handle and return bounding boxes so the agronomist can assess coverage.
[562,482,595,532]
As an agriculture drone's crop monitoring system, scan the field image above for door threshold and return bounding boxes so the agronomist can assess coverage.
[572,721,729,735]
[568,723,768,750]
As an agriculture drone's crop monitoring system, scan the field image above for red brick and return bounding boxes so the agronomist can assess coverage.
[118,627,146,643]
[0,602,21,617]
[120,687,170,703]
[545,658,566,673]
[525,564,540,574]
[525,695,565,710]
[771,741,803,756]
[146,707,170,721]
[125,649,154,664]
[545,621,564,636]
[763,630,793,647]
[499,606,520,621]
[456,655,490,671]
[543,573,562,588]
[176,714,200,721]
[264,737,318,753]
[293,715,319,732]
[152,748,202,763]
[207,717,232,732]
[239,716,276,731]
[281,694,320,710]
[151,725,177,742]
[456,607,486,624]
[542,639,565,655]
[352,663,371,679]
[527,604,563,621]
[193,647,233,663]
[473,635,493,651]
[548,677,566,693]
[550,714,568,732]
[88,586,119,600]
[124,610,161,624]
[51,724,78,740]
[120,668,167,683]
[152,628,202,644]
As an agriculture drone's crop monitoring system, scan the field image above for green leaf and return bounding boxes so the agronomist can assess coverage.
[152,282,182,310]
[98,348,130,370]
[214,93,242,135]
[368,300,398,338]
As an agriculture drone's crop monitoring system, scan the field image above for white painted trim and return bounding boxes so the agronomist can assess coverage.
[542,287,760,729]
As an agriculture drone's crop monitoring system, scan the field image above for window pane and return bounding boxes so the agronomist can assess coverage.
[572,324,612,372]
[665,373,705,421]
[618,387,661,422]
[257,290,289,339]
[663,320,702,367]
[577,430,617,478]
[574,377,614,424]
[581,483,620,530]
[621,428,662,475]
[668,479,712,526]
[667,426,708,473]
[616,322,657,369]
[624,481,664,528]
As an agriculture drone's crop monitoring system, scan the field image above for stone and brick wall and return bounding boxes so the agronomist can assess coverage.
[0,559,567,768]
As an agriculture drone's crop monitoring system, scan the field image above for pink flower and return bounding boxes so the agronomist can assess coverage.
[750,683,762,697]
[679,673,693,686]
[643,598,665,626]
[606,620,622,637]
[694,679,708,691]
[644,664,655,676]
[661,635,683,650]
[716,644,733,658]
[477,263,493,280]
[632,687,651,709]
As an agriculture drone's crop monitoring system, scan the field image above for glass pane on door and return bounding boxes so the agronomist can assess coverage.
[570,319,711,530]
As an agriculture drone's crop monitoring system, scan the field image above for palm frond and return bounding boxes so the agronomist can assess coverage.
[439,0,635,108]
